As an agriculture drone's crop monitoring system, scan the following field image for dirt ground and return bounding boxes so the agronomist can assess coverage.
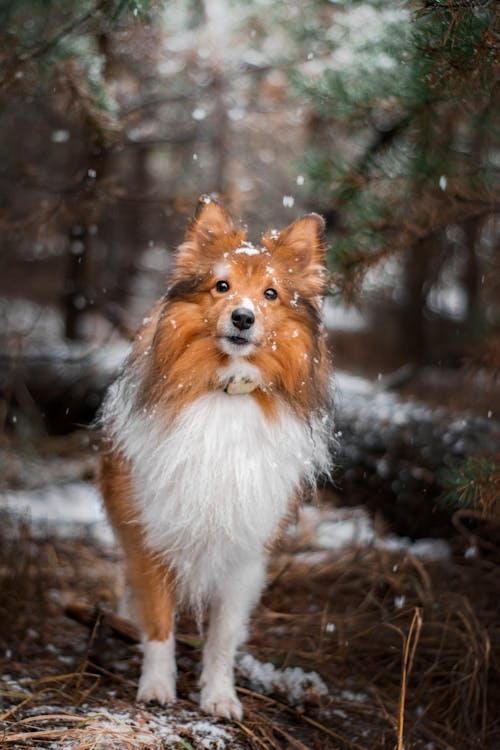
[0,465,499,750]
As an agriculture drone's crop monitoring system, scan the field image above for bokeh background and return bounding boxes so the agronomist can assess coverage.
[0,2,499,749]
[1,1,499,417]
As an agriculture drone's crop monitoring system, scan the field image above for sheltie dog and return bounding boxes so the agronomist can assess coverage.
[98,195,333,720]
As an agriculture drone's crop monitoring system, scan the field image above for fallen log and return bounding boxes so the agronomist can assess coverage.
[0,341,128,433]
[2,342,499,537]
[65,601,200,651]
[334,373,500,536]
[65,601,139,643]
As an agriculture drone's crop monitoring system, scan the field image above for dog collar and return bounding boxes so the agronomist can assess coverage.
[223,377,259,395]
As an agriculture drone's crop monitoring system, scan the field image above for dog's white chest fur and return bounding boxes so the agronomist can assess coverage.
[110,388,323,605]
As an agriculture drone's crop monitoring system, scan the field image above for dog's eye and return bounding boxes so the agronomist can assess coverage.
[264,288,278,300]
[215,280,230,293]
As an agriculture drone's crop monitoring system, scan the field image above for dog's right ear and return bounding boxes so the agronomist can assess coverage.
[190,195,235,245]
[176,195,241,271]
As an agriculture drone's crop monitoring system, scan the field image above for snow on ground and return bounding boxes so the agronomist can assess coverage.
[238,653,327,705]
[322,298,367,332]
[0,480,450,561]
[298,506,451,561]
[335,370,436,423]
[0,698,235,749]
[0,369,456,557]
[86,707,234,749]
[0,297,130,371]
[0,481,113,545]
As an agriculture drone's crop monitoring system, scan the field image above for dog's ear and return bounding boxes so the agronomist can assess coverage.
[188,195,236,248]
[176,196,242,271]
[264,213,326,274]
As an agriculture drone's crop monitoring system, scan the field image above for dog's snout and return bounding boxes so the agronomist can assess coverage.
[231,307,255,331]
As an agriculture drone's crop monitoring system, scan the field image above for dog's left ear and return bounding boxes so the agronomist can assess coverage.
[264,213,326,272]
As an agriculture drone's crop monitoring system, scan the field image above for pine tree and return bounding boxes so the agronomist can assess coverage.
[273,0,500,518]
[287,1,499,360]
[0,0,159,337]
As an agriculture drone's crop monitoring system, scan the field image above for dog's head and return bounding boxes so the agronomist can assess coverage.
[166,196,327,365]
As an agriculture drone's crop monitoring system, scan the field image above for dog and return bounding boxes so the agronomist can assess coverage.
[98,195,333,720]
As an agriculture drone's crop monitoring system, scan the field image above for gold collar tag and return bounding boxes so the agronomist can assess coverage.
[223,377,258,395]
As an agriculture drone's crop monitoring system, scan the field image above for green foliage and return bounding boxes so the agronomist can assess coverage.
[439,457,500,517]
[287,1,499,288]
[412,1,497,92]
[1,0,157,135]
[1,0,150,43]
[1,0,154,75]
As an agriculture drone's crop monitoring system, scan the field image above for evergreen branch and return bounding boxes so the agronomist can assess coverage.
[327,201,500,295]
[421,1,492,9]
[0,0,110,93]
[121,93,197,117]
[439,457,500,518]
[335,115,413,205]
[20,0,108,63]
[358,117,413,179]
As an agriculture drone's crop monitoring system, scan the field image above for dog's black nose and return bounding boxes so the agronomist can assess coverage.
[231,307,255,330]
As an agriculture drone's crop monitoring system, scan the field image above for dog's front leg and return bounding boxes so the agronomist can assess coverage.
[123,547,177,705]
[200,557,265,720]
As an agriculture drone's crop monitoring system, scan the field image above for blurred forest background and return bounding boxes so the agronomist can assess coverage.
[1,0,498,464]
[0,2,498,414]
[0,1,499,749]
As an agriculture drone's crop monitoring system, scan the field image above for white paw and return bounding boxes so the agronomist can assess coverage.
[137,673,176,705]
[137,638,176,705]
[200,687,243,720]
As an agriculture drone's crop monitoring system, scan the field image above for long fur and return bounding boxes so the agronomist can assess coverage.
[98,196,334,718]
[102,384,331,610]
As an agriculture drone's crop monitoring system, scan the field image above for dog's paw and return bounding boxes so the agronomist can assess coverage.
[137,673,176,706]
[200,687,243,720]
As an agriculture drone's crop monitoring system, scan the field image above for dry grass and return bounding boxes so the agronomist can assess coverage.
[0,509,499,750]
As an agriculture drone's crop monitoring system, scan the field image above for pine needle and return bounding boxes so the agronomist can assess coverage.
[397,607,423,750]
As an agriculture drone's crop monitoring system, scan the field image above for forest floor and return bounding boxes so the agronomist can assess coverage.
[0,426,499,750]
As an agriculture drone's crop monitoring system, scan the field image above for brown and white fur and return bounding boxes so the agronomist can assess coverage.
[98,196,333,720]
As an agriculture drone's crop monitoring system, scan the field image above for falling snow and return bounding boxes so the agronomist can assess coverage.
[51,129,70,143]
[191,107,207,120]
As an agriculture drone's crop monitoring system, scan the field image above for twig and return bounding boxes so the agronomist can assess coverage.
[0,694,35,723]
[15,712,84,724]
[3,727,78,743]
[234,718,278,750]
[86,661,138,688]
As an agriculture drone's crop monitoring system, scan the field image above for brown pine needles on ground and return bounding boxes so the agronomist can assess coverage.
[0,510,499,750]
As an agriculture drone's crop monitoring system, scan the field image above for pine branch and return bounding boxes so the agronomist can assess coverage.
[335,114,413,206]
[440,457,500,518]
[20,0,108,64]
[0,0,109,92]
